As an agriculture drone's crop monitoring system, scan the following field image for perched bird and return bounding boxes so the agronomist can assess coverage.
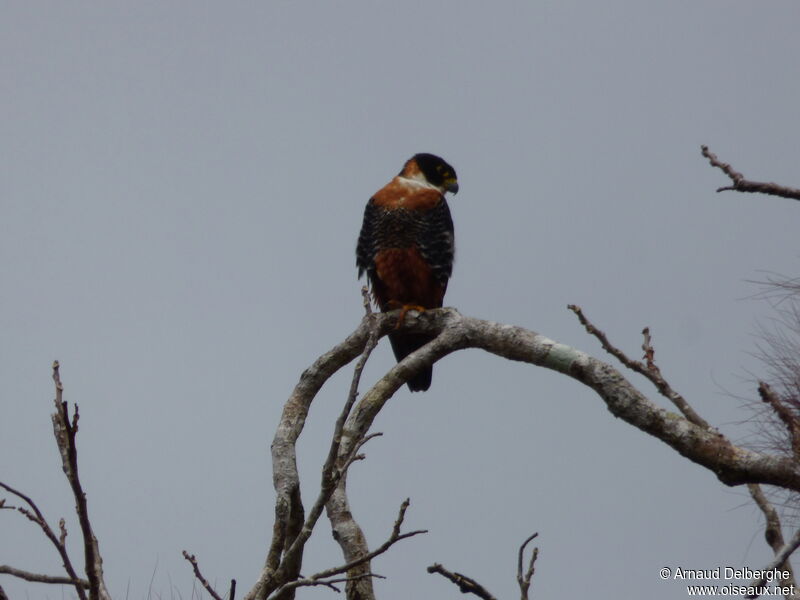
[356,153,458,392]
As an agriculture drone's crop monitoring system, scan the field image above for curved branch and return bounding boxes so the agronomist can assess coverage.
[701,145,800,201]
[247,307,388,600]
[248,306,800,600]
[338,308,800,491]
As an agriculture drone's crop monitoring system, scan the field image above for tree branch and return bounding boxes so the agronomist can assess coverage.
[745,525,800,599]
[247,293,384,600]
[758,382,800,460]
[0,565,89,588]
[701,145,800,201]
[568,304,711,429]
[427,564,498,600]
[745,484,799,598]
[347,308,800,490]
[246,305,800,600]
[0,481,86,600]
[50,361,111,600]
[182,551,225,600]
[269,499,425,598]
[516,533,539,600]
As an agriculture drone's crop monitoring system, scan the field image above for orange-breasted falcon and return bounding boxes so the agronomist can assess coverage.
[356,153,458,392]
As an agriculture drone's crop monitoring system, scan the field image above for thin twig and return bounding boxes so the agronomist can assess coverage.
[0,480,86,600]
[50,361,111,600]
[270,499,425,598]
[745,526,800,598]
[516,533,539,600]
[270,572,383,597]
[701,145,800,201]
[182,551,224,600]
[758,382,800,460]
[427,564,498,600]
[0,565,89,588]
[568,304,711,429]
[641,327,659,374]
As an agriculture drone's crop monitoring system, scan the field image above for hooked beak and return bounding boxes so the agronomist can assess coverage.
[445,180,459,195]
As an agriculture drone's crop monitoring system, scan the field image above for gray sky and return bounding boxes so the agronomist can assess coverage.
[2,2,799,599]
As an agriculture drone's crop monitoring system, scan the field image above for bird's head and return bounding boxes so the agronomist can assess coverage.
[401,153,459,195]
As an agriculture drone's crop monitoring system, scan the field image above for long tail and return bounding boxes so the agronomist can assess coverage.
[388,332,435,392]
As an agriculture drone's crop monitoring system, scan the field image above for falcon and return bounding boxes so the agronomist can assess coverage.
[356,153,458,392]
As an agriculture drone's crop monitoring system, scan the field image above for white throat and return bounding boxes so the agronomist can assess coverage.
[398,173,440,191]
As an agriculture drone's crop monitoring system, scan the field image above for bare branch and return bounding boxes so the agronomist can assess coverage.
[427,564,498,600]
[270,499,424,598]
[758,382,800,460]
[248,306,800,600]
[182,551,225,600]
[701,145,800,201]
[516,533,539,600]
[366,309,800,490]
[745,526,800,598]
[247,307,384,600]
[50,361,111,600]
[746,485,799,598]
[272,572,381,595]
[0,480,86,600]
[0,582,7,600]
[568,304,712,429]
[0,565,90,588]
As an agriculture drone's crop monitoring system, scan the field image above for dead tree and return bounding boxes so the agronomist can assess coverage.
[3,149,800,599]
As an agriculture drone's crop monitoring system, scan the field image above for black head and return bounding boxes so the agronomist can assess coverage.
[408,153,459,194]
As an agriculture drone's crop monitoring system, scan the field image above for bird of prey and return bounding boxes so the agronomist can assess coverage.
[356,153,458,391]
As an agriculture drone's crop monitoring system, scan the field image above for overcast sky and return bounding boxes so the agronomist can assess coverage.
[2,2,800,599]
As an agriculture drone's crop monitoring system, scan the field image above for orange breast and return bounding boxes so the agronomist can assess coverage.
[372,178,443,211]
[372,247,445,309]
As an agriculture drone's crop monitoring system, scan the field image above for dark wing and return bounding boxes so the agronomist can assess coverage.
[415,197,455,299]
[356,198,381,280]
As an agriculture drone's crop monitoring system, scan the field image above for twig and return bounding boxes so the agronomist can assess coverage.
[701,145,800,201]
[0,480,86,600]
[229,579,236,600]
[516,533,539,600]
[0,583,7,600]
[568,305,711,429]
[758,382,800,460]
[50,361,111,600]
[745,525,800,598]
[270,499,425,598]
[745,484,799,598]
[427,564,498,600]
[641,327,658,374]
[182,551,224,600]
[270,572,383,596]
[0,565,89,588]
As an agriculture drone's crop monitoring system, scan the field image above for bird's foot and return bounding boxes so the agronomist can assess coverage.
[394,304,427,329]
